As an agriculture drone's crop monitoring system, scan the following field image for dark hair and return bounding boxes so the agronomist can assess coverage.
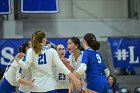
[107,75,118,92]
[46,41,55,49]
[0,68,3,80]
[46,41,50,45]
[18,46,22,53]
[32,31,45,54]
[69,37,81,50]
[18,41,30,53]
[84,33,100,50]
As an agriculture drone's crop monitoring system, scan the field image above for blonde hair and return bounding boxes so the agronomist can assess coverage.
[32,31,45,54]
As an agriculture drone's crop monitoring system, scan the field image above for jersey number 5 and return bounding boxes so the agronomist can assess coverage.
[96,54,102,63]
[38,53,47,65]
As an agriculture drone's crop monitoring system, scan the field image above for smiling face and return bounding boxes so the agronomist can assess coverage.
[67,39,78,53]
[56,44,65,58]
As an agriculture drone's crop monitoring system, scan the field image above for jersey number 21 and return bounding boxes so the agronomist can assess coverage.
[38,53,47,65]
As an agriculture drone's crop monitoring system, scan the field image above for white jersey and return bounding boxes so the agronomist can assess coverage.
[68,51,83,71]
[53,65,69,89]
[18,46,71,92]
[16,62,32,93]
[4,60,19,86]
[68,51,86,90]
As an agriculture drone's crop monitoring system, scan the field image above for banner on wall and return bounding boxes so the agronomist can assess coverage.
[0,0,11,14]
[0,38,68,71]
[21,0,59,13]
[108,38,140,67]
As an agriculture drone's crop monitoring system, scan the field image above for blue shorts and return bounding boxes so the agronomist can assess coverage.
[20,91,30,93]
[31,90,58,93]
[87,75,109,93]
[0,78,16,93]
[57,89,68,93]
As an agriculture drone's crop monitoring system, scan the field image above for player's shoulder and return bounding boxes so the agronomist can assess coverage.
[43,46,57,53]
[11,59,18,66]
[95,50,102,56]
[80,51,84,55]
[27,48,33,52]
[84,48,98,56]
[69,53,73,57]
[43,46,50,50]
[68,53,73,59]
[83,48,90,54]
[68,53,73,62]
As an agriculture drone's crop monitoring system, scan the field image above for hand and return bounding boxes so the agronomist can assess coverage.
[69,81,74,93]
[61,58,67,62]
[15,53,25,62]
[61,58,69,65]
[28,79,35,89]
[73,78,82,91]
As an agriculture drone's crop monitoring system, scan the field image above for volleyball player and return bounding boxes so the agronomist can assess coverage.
[68,37,86,93]
[54,44,74,93]
[16,41,33,93]
[15,31,81,93]
[0,41,33,93]
[74,33,109,93]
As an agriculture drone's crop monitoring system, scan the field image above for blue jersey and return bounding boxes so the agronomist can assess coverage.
[108,83,119,93]
[82,48,107,82]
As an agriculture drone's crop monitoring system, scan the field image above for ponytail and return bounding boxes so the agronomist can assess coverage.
[32,31,45,54]
[90,40,100,50]
[84,33,100,50]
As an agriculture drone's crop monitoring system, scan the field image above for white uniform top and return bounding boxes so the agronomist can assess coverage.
[53,65,69,89]
[16,67,31,93]
[68,51,86,90]
[4,60,19,86]
[16,56,32,93]
[68,51,83,71]
[18,46,71,92]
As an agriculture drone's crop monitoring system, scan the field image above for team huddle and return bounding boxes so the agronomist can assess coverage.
[0,31,110,93]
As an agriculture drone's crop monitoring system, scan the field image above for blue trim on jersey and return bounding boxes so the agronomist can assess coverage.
[31,90,58,93]
[43,46,50,50]
[0,78,16,93]
[22,55,26,61]
[20,91,31,93]
[56,89,68,93]
[20,91,26,93]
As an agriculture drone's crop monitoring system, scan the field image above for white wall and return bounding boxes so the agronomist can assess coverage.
[3,21,23,38]
[22,0,128,19]
[23,19,140,41]
[2,0,140,40]
[73,0,128,18]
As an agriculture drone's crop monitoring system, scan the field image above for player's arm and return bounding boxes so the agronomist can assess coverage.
[104,68,110,77]
[16,67,34,88]
[103,62,110,77]
[61,58,74,72]
[74,51,88,78]
[74,63,87,78]
[52,49,71,75]
[15,48,33,69]
[52,49,82,90]
[17,78,34,88]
